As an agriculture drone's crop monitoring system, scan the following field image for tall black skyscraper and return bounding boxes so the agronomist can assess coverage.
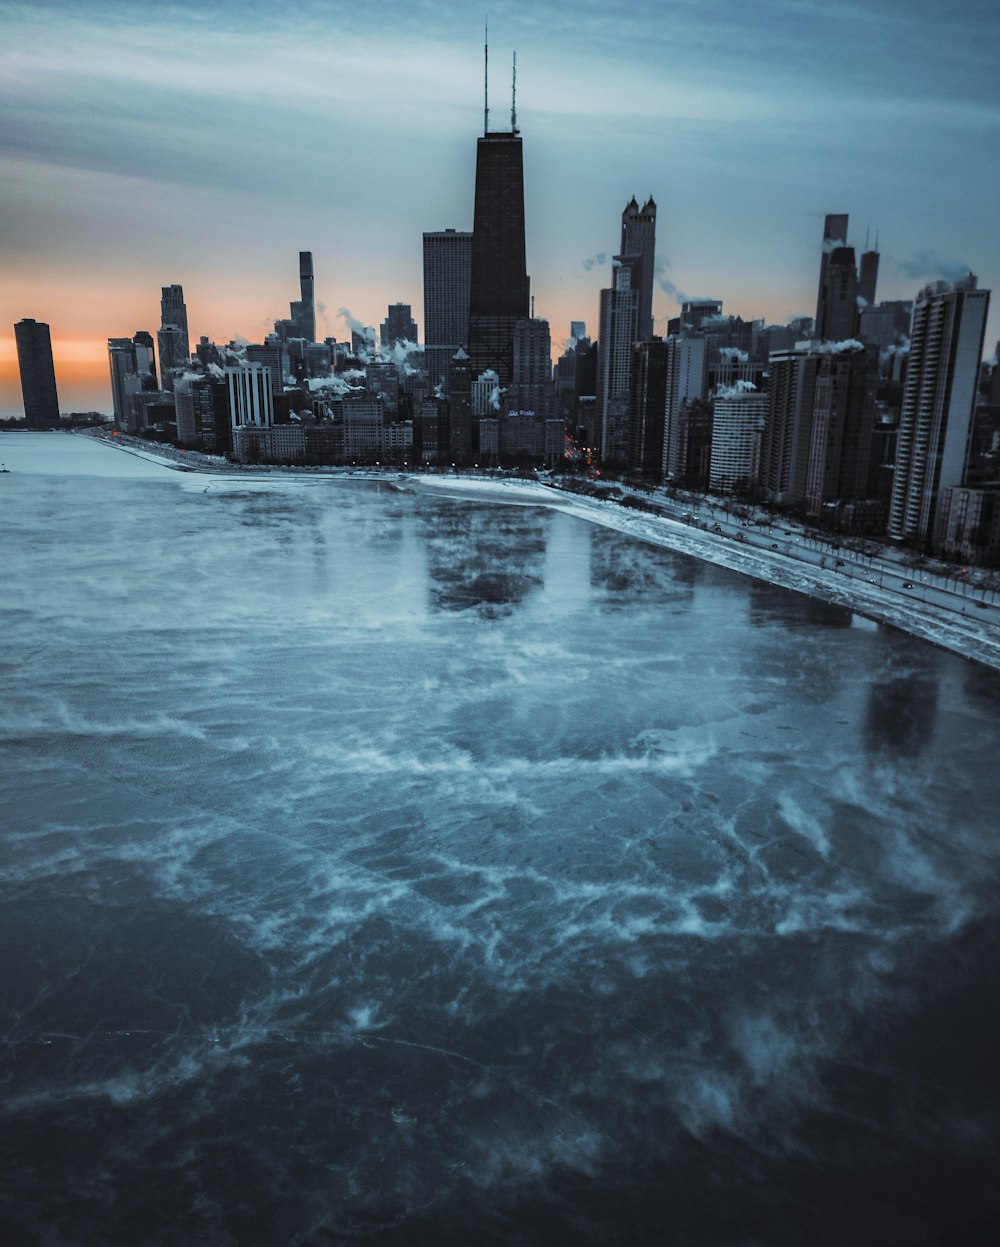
[467,60,530,388]
[14,318,60,428]
[423,229,472,389]
[290,252,316,343]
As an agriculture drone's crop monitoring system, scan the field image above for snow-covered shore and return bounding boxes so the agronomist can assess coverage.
[405,473,1000,673]
[81,431,1000,672]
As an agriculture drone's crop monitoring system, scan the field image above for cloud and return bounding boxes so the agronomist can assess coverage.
[582,252,608,272]
[896,251,973,282]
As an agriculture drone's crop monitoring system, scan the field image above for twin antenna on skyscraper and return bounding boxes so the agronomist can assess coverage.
[483,17,518,135]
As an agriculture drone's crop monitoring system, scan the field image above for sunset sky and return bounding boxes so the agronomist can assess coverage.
[2,0,998,414]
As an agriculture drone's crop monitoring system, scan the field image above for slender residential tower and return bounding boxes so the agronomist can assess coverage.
[467,48,530,387]
[888,275,990,548]
[14,318,60,428]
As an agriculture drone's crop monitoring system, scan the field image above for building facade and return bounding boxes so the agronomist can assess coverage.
[889,276,991,547]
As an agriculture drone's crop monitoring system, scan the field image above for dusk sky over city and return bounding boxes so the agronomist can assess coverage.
[2,0,998,413]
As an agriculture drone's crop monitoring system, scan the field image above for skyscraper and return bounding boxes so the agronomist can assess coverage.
[889,275,990,547]
[597,259,640,464]
[628,337,668,475]
[227,363,274,429]
[816,245,859,342]
[815,214,849,336]
[423,229,472,391]
[14,319,60,428]
[761,348,823,506]
[157,284,189,391]
[710,389,768,493]
[857,246,880,310]
[380,304,418,351]
[662,334,708,479]
[290,251,316,343]
[107,332,158,430]
[467,117,530,387]
[620,197,657,340]
[803,345,878,515]
[510,317,552,419]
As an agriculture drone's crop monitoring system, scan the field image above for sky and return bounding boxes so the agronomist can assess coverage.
[1,0,998,414]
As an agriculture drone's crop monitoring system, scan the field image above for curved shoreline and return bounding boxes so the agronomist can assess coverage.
[404,474,1000,674]
[84,431,1000,673]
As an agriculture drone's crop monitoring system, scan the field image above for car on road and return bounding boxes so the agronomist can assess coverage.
[866,577,877,584]
[902,581,914,589]
[836,559,845,567]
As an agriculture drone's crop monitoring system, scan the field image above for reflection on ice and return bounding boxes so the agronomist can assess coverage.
[1,439,999,1244]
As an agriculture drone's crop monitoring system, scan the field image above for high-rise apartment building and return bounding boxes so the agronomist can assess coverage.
[628,337,668,475]
[423,229,472,391]
[710,390,768,492]
[597,260,640,464]
[620,196,657,340]
[761,348,823,505]
[662,335,708,479]
[510,317,552,418]
[888,276,990,547]
[803,346,878,515]
[14,319,60,428]
[468,124,530,386]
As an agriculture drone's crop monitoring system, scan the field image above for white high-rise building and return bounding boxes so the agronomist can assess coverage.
[710,389,768,492]
[888,276,990,546]
[226,363,273,429]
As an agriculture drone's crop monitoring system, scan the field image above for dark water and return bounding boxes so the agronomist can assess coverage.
[1,437,998,1245]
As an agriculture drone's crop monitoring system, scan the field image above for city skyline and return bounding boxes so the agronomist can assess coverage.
[2,0,999,414]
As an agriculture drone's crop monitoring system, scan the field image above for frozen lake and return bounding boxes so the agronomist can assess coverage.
[2,433,998,1244]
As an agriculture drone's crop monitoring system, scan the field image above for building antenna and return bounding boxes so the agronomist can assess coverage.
[531,294,535,319]
[484,16,489,134]
[511,50,517,132]
[874,227,880,252]
[864,223,870,252]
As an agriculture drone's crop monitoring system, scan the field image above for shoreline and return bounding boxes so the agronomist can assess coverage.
[85,429,1000,673]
